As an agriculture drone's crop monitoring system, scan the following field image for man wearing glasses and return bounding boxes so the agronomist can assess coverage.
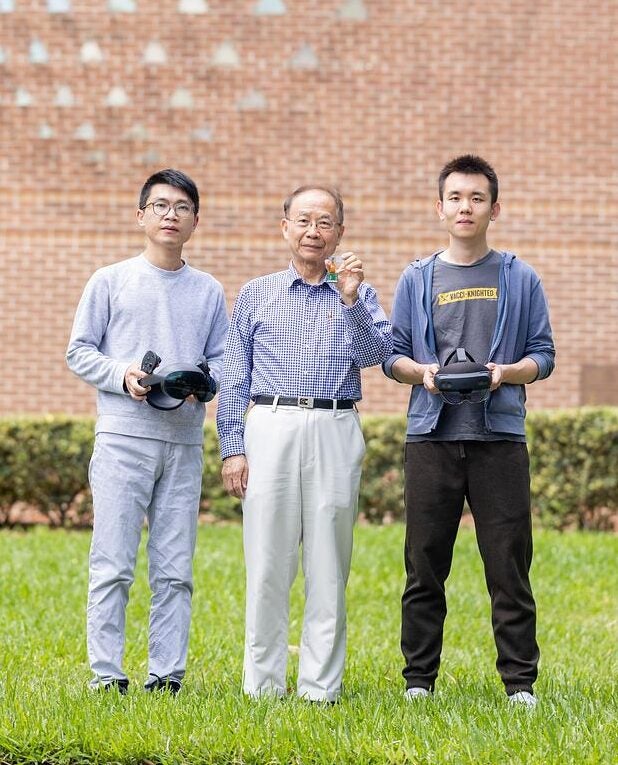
[383,155,555,707]
[217,186,392,703]
[67,169,229,694]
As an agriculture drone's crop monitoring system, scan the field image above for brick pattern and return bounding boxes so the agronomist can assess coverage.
[0,1,616,416]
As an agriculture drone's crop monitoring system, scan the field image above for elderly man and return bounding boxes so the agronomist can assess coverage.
[217,185,392,702]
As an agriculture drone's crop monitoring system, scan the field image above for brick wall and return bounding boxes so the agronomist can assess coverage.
[1,0,616,416]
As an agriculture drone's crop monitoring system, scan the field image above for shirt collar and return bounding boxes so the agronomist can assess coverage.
[286,261,336,291]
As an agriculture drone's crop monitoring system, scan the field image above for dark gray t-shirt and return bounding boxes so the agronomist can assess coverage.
[410,249,523,441]
[433,250,499,369]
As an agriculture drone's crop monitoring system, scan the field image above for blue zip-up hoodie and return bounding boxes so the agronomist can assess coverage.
[383,251,555,439]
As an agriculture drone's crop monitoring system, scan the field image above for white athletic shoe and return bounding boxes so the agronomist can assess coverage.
[508,691,537,707]
[404,687,431,700]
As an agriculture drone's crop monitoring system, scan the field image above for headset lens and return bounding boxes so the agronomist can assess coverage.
[163,370,208,400]
[441,389,490,406]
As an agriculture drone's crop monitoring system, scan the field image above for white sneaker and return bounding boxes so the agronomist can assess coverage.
[508,691,537,707]
[404,687,431,700]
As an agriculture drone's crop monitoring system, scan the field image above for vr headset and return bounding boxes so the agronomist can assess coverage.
[138,350,217,411]
[434,348,492,405]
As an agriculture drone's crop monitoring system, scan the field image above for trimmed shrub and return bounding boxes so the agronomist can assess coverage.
[357,408,618,530]
[200,426,241,520]
[358,415,406,523]
[0,416,238,527]
[528,407,618,530]
[0,408,616,530]
[0,416,94,527]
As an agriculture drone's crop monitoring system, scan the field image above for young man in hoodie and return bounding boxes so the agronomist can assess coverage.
[67,168,228,694]
[383,155,555,707]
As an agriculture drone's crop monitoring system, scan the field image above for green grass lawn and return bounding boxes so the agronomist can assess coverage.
[0,524,616,764]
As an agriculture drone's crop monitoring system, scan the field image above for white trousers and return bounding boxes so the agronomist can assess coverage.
[87,432,203,686]
[242,403,366,702]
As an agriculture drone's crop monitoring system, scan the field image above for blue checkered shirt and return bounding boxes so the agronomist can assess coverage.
[216,262,392,458]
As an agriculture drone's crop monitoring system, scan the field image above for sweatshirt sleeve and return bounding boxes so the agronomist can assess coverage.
[201,283,229,388]
[65,270,129,394]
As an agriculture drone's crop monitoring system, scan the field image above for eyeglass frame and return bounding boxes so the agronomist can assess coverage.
[284,216,341,232]
[141,198,196,218]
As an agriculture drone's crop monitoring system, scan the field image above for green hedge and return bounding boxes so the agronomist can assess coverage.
[0,408,616,531]
[528,407,618,530]
[0,416,94,527]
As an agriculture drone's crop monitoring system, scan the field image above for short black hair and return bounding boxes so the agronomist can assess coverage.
[438,155,499,204]
[283,185,344,224]
[139,168,199,213]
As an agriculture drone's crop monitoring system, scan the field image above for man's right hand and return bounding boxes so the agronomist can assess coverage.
[222,454,249,499]
[422,363,440,394]
[392,357,440,392]
[124,362,150,401]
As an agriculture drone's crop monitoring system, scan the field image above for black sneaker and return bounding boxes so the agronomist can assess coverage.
[102,679,129,695]
[144,675,181,695]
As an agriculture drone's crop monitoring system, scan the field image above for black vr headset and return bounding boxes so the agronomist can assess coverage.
[138,350,217,411]
[434,348,492,405]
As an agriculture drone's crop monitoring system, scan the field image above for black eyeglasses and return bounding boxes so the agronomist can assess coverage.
[142,199,195,218]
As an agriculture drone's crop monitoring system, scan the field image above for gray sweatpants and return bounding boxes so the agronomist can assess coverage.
[87,432,203,687]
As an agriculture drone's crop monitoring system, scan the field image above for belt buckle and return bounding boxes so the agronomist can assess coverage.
[298,396,314,408]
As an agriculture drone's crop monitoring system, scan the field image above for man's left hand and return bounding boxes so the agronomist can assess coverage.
[486,362,503,391]
[335,251,364,306]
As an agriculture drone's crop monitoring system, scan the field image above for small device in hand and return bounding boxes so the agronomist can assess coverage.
[140,350,162,376]
[325,254,343,282]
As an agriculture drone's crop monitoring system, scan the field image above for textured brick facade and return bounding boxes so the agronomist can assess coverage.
[1,1,616,416]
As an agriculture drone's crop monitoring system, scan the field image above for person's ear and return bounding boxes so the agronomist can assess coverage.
[436,199,445,221]
[490,202,500,222]
[281,217,290,241]
[136,208,145,227]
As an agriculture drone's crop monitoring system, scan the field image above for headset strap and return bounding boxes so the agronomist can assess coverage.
[443,347,476,366]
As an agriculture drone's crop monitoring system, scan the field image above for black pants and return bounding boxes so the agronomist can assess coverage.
[402,440,539,695]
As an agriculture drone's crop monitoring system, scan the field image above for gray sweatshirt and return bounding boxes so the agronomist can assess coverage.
[66,254,229,445]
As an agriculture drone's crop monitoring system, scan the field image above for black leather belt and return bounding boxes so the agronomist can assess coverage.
[253,395,355,410]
